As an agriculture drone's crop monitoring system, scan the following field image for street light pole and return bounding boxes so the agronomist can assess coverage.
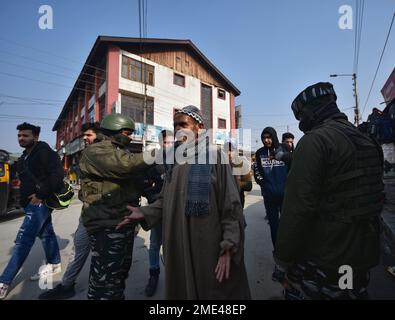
[330,73,361,126]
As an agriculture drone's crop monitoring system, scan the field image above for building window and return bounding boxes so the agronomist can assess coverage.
[173,73,185,87]
[121,93,154,125]
[218,118,226,129]
[121,55,154,86]
[99,96,106,121]
[218,89,226,100]
[88,105,95,123]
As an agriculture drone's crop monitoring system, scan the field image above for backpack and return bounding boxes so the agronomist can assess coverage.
[25,168,74,210]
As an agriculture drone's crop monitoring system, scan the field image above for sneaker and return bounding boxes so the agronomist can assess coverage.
[38,283,75,300]
[30,263,62,281]
[387,266,395,277]
[0,283,9,300]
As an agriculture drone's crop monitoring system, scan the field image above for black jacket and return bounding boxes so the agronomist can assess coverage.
[137,164,166,204]
[17,141,64,207]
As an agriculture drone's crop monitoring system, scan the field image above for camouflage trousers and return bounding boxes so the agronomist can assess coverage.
[87,228,134,300]
[284,261,370,300]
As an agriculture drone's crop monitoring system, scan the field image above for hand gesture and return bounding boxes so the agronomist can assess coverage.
[28,194,42,206]
[116,205,144,230]
[215,249,231,283]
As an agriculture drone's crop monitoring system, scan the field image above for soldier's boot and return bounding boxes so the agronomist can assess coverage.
[145,268,160,297]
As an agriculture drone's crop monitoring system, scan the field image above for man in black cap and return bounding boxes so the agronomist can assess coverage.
[274,82,384,300]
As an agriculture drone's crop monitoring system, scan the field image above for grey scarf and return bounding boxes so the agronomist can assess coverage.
[167,133,213,217]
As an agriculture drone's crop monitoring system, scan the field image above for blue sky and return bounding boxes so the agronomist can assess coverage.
[0,0,394,152]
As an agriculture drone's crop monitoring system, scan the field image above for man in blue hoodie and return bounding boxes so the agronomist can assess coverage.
[253,127,290,281]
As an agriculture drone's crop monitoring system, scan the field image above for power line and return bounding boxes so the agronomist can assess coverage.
[0,93,64,103]
[0,102,59,107]
[362,12,395,117]
[0,59,102,88]
[0,113,73,123]
[0,49,105,81]
[354,0,365,74]
[0,70,97,96]
[353,0,359,74]
[0,36,106,73]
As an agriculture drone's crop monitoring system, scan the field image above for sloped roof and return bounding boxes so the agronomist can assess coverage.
[53,36,240,131]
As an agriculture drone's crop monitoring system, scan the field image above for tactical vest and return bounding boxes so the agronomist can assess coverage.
[320,119,384,223]
[308,118,384,271]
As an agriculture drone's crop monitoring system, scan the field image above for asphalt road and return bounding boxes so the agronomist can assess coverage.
[0,184,394,300]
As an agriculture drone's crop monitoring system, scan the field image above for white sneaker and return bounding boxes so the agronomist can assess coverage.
[30,263,62,281]
[0,283,9,300]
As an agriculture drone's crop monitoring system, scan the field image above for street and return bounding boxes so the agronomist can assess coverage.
[1,183,395,300]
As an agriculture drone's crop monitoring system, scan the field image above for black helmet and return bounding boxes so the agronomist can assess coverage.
[291,82,337,120]
[100,113,135,132]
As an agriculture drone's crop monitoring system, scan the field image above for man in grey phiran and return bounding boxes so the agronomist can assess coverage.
[117,105,251,300]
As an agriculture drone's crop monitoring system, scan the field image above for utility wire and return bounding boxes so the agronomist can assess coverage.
[0,36,106,73]
[0,49,106,81]
[355,0,365,74]
[0,93,64,103]
[0,71,97,96]
[0,59,103,88]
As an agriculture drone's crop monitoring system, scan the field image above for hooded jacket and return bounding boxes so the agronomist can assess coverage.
[254,127,289,198]
[17,141,64,208]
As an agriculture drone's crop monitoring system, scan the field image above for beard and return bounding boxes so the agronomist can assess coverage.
[19,140,35,149]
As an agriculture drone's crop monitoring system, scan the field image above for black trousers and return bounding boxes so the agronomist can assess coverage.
[87,228,134,300]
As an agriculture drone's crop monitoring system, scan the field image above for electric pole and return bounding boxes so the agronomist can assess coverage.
[330,73,361,126]
[352,73,360,126]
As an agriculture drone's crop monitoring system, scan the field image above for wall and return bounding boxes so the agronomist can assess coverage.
[118,50,231,135]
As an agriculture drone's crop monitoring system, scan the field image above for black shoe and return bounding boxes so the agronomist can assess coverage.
[145,269,159,297]
[283,288,305,300]
[38,283,76,300]
[272,266,285,282]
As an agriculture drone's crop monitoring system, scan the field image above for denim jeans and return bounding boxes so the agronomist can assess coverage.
[148,223,162,270]
[62,220,90,287]
[0,203,61,285]
[262,192,283,247]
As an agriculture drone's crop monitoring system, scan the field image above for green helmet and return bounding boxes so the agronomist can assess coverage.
[100,113,135,132]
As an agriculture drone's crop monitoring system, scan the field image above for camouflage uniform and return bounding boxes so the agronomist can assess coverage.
[87,228,134,300]
[79,135,151,300]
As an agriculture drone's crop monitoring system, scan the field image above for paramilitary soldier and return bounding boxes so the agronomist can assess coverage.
[79,113,153,300]
[274,82,384,300]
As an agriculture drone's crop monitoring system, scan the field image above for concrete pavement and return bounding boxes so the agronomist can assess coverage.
[0,183,394,300]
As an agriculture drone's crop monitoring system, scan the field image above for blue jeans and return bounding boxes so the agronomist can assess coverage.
[62,220,90,287]
[262,193,283,248]
[148,223,162,270]
[0,203,61,285]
